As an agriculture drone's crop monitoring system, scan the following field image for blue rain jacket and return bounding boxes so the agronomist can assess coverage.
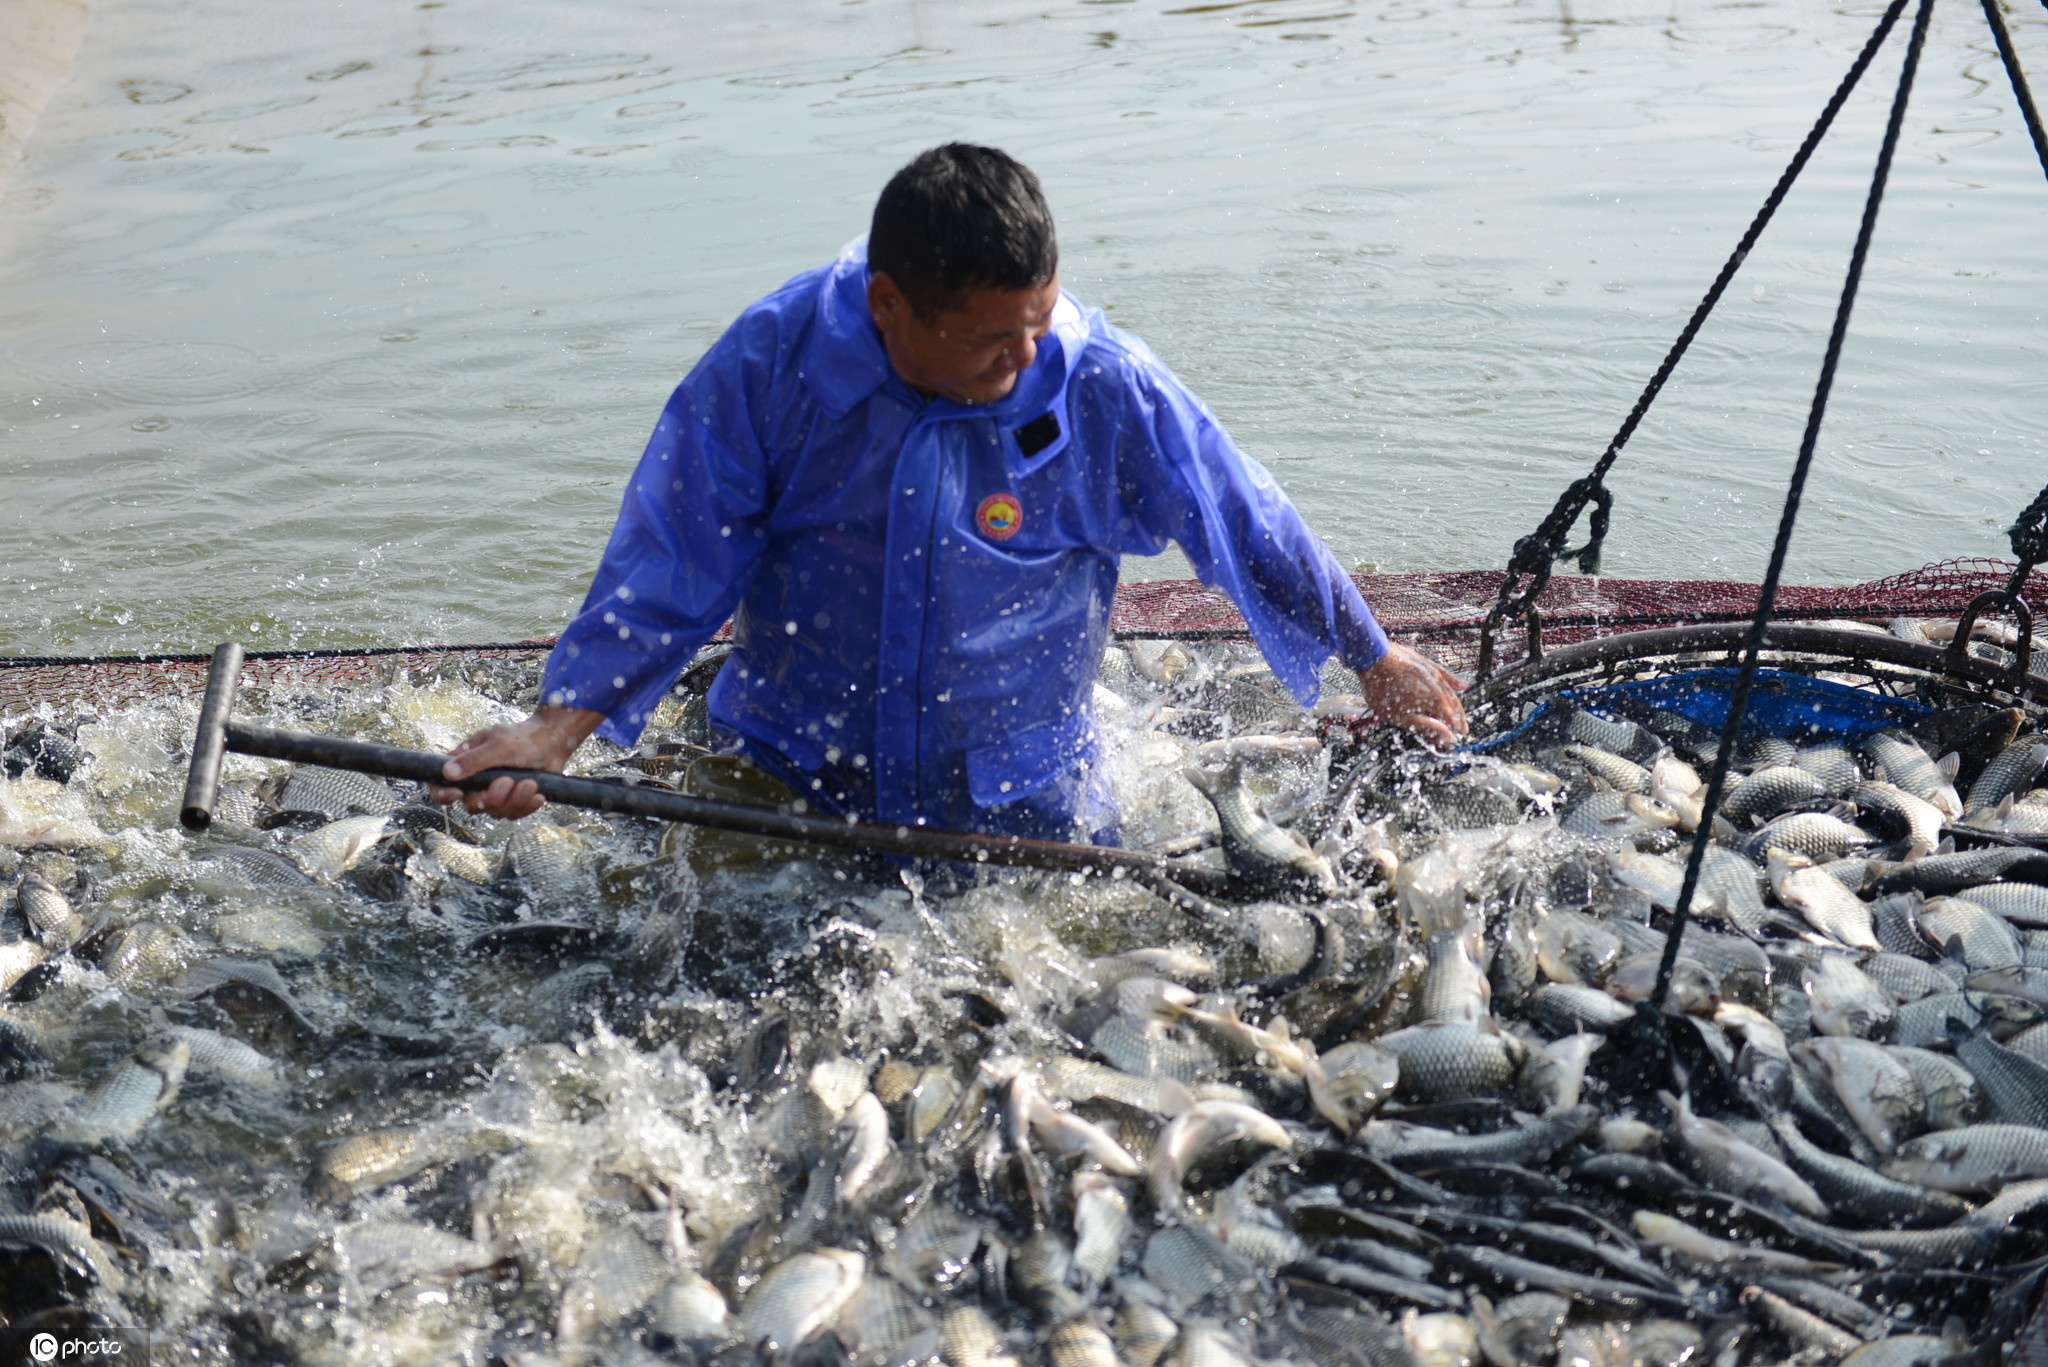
[542,241,1389,838]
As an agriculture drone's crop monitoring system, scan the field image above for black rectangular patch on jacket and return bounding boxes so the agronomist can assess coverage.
[1015,412,1061,458]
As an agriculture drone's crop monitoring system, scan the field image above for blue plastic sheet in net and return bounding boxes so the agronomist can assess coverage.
[1473,666,1932,752]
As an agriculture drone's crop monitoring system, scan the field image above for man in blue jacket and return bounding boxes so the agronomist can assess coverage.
[437,143,1464,839]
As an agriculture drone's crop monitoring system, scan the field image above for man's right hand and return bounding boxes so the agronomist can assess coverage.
[429,704,605,819]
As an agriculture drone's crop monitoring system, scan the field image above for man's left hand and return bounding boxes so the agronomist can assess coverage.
[1356,642,1468,746]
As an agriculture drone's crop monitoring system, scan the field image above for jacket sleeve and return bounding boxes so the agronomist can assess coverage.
[1114,352,1389,706]
[541,327,771,746]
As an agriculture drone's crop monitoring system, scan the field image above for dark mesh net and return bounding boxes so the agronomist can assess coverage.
[1,556,2039,714]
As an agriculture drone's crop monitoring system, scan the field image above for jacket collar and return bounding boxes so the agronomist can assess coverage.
[799,238,1087,438]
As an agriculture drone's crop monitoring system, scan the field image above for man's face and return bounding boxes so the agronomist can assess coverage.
[868,272,1060,405]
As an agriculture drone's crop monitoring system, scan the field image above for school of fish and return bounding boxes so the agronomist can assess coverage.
[2,619,2048,1366]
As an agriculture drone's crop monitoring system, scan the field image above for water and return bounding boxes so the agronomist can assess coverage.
[0,0,2044,657]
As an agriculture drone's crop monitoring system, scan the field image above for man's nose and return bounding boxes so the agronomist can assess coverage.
[1002,333,1037,373]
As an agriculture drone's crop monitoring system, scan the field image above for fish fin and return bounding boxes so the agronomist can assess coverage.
[1937,835,1955,855]
[1270,1016,1293,1043]
[1712,815,1740,843]
[1179,763,1221,797]
[1937,751,1962,781]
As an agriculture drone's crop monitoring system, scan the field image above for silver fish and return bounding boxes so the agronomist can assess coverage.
[1889,1045,1985,1131]
[1558,792,1682,839]
[163,1024,284,1091]
[1850,780,1946,853]
[1883,1122,2048,1193]
[1964,738,2048,813]
[649,1271,732,1347]
[1148,1099,1289,1217]
[941,1305,1020,1367]
[1631,1211,1832,1275]
[1545,743,1651,794]
[1071,1171,1131,1290]
[1951,880,2048,928]
[556,1228,671,1343]
[1660,1088,1827,1215]
[1918,897,2023,970]
[15,872,81,949]
[47,1032,190,1145]
[1794,740,1862,795]
[328,1218,500,1292]
[836,1091,895,1204]
[1375,1019,1525,1102]
[1802,954,1896,1038]
[1722,765,1828,827]
[1743,811,1875,864]
[1792,1036,1922,1155]
[275,764,400,818]
[1306,1039,1401,1135]
[289,813,391,881]
[1768,852,1879,950]
[1947,1017,2048,1128]
[1180,762,1335,897]
[1860,731,1963,818]
[740,1247,866,1350]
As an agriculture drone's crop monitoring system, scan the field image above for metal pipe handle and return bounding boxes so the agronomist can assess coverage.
[179,642,245,831]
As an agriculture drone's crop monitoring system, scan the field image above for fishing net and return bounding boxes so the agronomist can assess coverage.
[1,556,2037,716]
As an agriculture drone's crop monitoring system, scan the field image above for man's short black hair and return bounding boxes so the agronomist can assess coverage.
[870,144,1058,320]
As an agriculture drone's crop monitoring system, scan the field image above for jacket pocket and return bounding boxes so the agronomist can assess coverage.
[965,712,1093,808]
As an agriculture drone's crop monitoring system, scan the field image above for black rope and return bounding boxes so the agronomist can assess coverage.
[2010,480,2048,592]
[1978,0,2048,182]
[1650,0,1938,1020]
[1477,0,1915,670]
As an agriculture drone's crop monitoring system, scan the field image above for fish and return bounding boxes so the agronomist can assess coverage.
[1768,851,1880,949]
[1849,780,1946,852]
[1722,765,1829,827]
[556,1228,671,1343]
[739,1247,866,1350]
[649,1271,733,1349]
[1792,1036,1923,1155]
[1630,1211,1836,1275]
[289,813,392,881]
[1071,1170,1132,1290]
[309,1123,513,1204]
[1883,1122,2048,1193]
[1741,810,1876,864]
[1859,732,1964,818]
[1306,1039,1401,1135]
[271,764,399,819]
[1918,897,2023,970]
[326,1218,501,1292]
[1947,1017,2048,1128]
[1557,792,1682,839]
[1180,762,1336,897]
[1374,1019,1525,1102]
[45,1032,191,1145]
[14,871,82,950]
[1148,1099,1290,1217]
[1964,737,2048,813]
[1765,1112,1967,1229]
[1659,1088,1827,1215]
[1801,953,1896,1038]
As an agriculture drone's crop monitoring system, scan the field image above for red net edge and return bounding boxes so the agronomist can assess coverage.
[0,557,2037,715]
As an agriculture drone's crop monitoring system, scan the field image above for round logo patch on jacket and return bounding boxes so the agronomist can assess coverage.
[977,492,1023,541]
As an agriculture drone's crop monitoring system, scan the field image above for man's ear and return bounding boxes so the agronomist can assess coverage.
[867,271,907,330]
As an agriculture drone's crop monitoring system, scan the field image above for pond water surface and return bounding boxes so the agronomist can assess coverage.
[1,0,2044,656]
